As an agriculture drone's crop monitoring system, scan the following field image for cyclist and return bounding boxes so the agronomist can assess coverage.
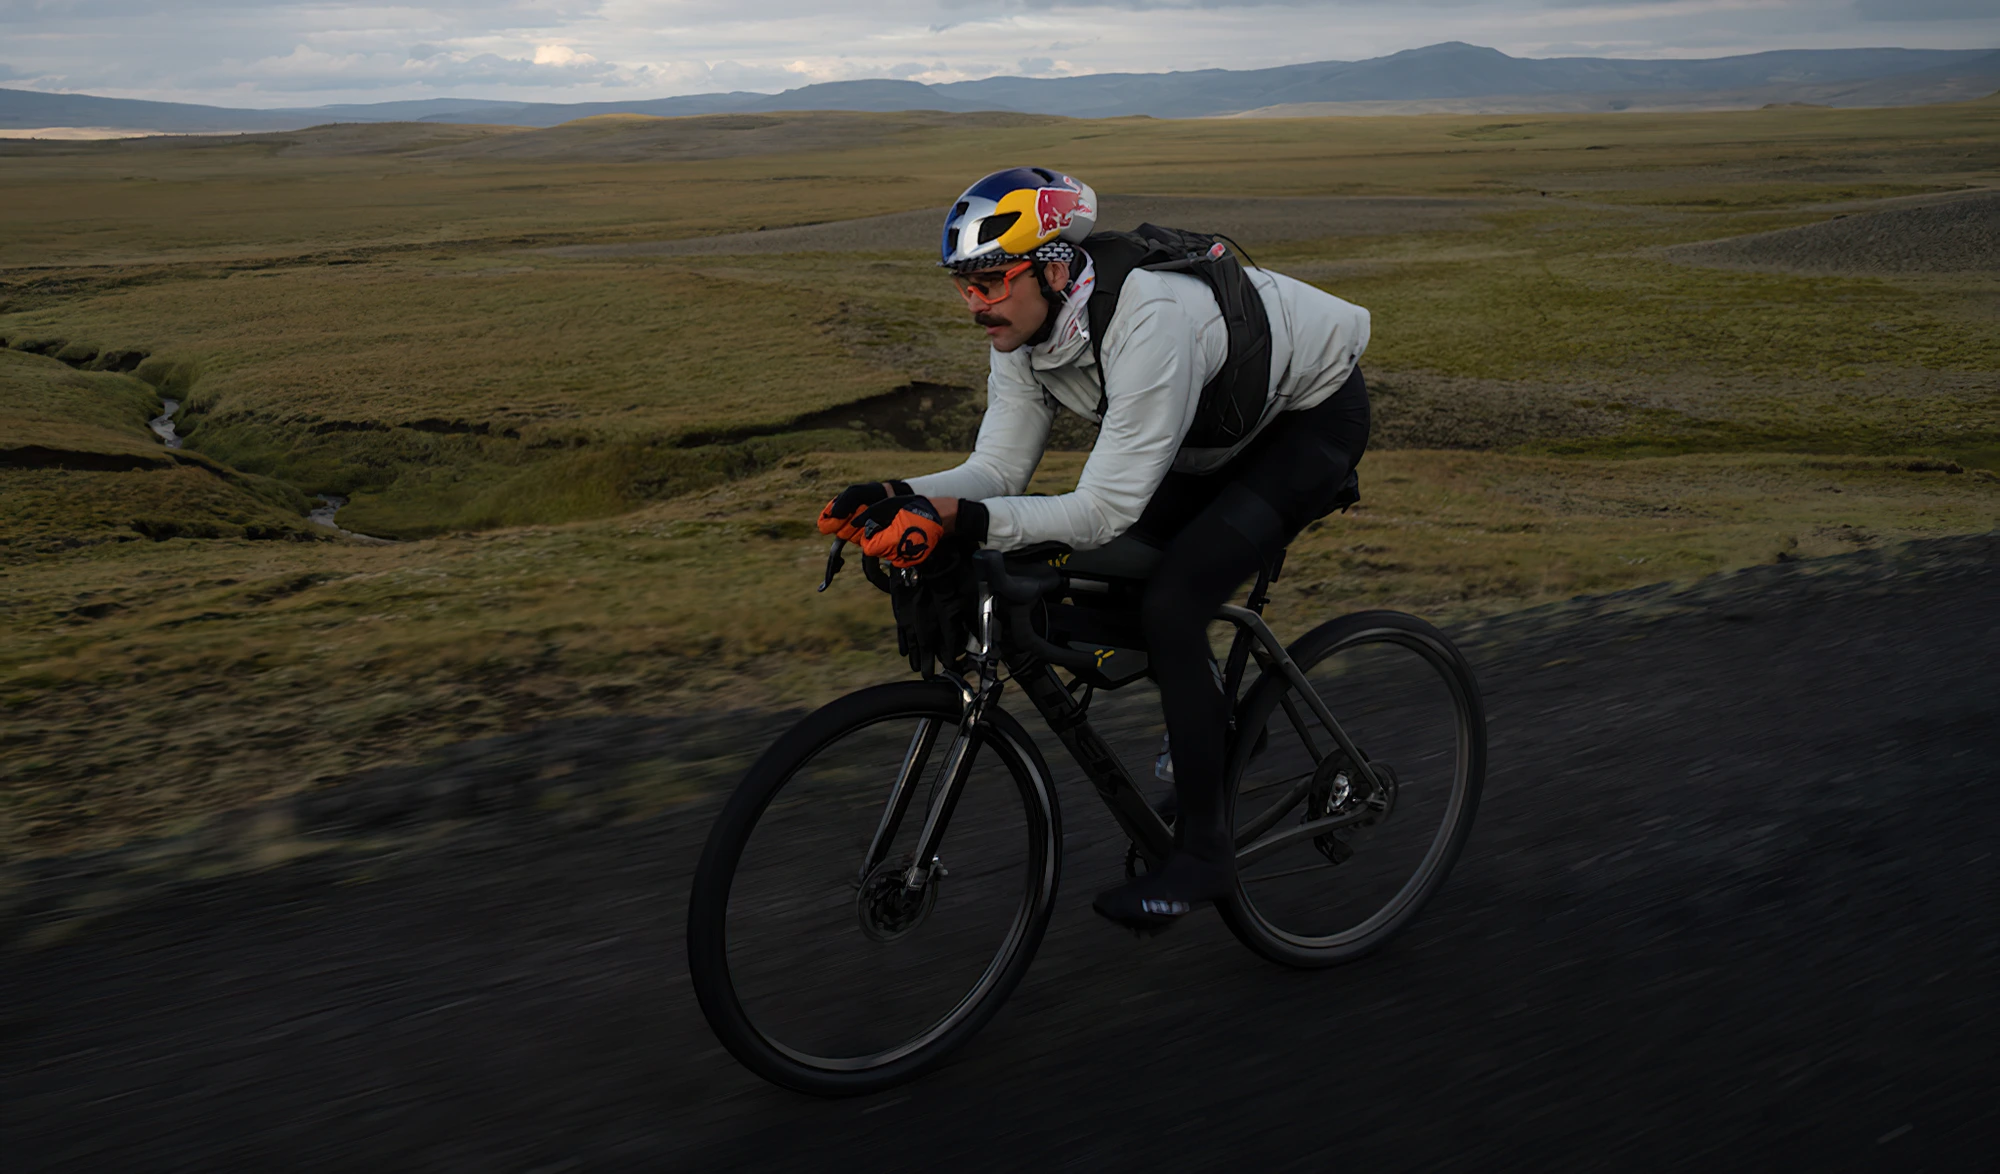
[819,167,1372,933]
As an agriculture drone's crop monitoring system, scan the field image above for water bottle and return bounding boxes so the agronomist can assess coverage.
[1154,734,1174,782]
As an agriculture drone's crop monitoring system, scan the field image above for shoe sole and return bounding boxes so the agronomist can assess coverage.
[1091,898,1211,938]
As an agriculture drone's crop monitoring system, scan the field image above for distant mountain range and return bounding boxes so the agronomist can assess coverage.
[5,43,1998,134]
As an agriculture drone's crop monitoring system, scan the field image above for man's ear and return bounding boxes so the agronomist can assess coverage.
[1041,259,1070,292]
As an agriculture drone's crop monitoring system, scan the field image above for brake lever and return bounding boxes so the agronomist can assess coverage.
[817,538,846,592]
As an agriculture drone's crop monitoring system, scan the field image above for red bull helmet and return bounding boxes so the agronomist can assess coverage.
[940,167,1099,273]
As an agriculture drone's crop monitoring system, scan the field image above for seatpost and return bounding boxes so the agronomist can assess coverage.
[1222,553,1283,704]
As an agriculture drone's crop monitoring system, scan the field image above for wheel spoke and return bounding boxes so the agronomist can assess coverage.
[1240,860,1337,884]
[1277,690,1326,763]
[1220,615,1484,964]
[689,689,1060,1093]
[1235,767,1313,799]
[1233,760,1319,847]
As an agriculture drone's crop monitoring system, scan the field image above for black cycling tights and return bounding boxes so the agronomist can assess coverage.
[1132,368,1371,866]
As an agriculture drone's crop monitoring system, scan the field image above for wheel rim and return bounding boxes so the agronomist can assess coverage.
[720,713,1051,1072]
[1229,627,1476,950]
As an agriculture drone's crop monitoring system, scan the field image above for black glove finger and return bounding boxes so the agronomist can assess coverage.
[856,493,928,531]
[828,481,890,520]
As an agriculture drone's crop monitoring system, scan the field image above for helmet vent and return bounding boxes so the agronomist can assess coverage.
[1031,168,1056,182]
[977,211,1020,245]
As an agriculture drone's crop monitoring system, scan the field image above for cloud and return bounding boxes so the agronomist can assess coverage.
[1011,55,1083,76]
[1,0,1995,107]
[218,42,627,93]
[939,0,1487,8]
[1855,0,1996,19]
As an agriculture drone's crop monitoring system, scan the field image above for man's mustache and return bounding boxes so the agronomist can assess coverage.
[973,312,1009,328]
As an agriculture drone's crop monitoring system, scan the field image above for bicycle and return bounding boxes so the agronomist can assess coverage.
[687,527,1486,1096]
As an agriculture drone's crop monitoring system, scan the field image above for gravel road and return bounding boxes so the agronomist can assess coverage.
[1665,188,2000,275]
[5,536,1995,1171]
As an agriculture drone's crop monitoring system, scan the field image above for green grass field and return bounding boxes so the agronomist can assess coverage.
[2,101,1996,855]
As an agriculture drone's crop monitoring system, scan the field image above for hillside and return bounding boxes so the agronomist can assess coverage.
[4,44,1996,135]
[3,101,1997,857]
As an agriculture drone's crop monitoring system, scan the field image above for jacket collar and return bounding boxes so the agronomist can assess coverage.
[1026,254,1096,372]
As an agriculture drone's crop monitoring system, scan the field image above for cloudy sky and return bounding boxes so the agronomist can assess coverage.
[1,0,1995,107]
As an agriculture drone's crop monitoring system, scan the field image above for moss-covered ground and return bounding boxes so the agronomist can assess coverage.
[2,102,1995,854]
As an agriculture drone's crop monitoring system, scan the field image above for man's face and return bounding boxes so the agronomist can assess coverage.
[954,259,1068,353]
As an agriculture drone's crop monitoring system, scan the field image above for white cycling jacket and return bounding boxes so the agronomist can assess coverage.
[906,261,1370,552]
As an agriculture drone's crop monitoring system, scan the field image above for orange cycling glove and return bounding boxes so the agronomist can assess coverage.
[817,480,909,541]
[856,495,945,568]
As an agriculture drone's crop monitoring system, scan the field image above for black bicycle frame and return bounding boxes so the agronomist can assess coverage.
[845,541,1382,890]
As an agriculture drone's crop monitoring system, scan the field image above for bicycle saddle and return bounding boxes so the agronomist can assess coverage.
[1062,534,1166,582]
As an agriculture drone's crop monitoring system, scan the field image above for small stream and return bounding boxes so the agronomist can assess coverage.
[309,494,346,530]
[308,494,390,543]
[145,398,389,542]
[148,399,182,449]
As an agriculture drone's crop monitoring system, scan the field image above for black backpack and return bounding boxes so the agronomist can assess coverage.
[1081,224,1274,450]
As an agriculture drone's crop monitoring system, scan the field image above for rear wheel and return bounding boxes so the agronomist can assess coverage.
[1220,611,1484,968]
[687,681,1061,1096]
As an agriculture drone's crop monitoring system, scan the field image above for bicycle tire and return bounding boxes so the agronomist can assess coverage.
[687,680,1061,1096]
[1218,610,1485,969]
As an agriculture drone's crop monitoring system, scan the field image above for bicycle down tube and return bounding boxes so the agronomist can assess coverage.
[887,570,1379,883]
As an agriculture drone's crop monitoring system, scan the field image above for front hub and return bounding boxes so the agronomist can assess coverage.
[856,857,939,942]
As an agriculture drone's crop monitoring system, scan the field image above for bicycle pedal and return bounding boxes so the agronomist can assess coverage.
[1118,914,1178,941]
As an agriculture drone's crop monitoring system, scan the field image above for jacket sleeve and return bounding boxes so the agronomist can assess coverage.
[903,349,1056,502]
[978,289,1205,551]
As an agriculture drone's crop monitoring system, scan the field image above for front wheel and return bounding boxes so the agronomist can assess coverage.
[687,681,1061,1096]
[1220,610,1485,968]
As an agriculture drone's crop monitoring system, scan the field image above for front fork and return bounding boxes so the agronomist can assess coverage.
[862,586,1006,893]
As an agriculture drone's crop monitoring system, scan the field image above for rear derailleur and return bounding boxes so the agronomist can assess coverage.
[1305,752,1398,865]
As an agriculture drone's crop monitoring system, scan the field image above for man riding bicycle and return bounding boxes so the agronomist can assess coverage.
[818,167,1372,933]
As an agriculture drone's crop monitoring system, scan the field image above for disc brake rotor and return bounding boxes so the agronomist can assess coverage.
[855,857,940,942]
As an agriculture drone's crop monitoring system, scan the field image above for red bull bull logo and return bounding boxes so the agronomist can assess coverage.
[1035,181,1094,237]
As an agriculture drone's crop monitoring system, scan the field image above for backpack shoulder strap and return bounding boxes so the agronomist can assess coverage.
[1079,231,1159,417]
[1077,225,1273,448]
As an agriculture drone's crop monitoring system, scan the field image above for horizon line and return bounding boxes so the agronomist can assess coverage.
[5,41,1997,112]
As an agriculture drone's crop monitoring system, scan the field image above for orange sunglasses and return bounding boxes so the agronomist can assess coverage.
[951,260,1033,307]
